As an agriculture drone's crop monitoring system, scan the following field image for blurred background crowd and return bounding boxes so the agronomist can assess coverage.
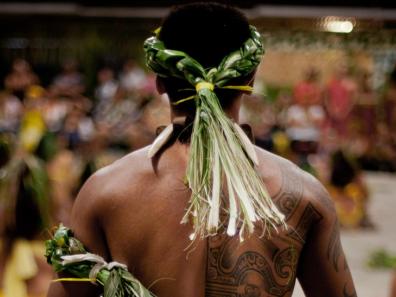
[0,1,396,297]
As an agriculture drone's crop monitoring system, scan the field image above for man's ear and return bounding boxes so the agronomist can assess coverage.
[156,76,166,94]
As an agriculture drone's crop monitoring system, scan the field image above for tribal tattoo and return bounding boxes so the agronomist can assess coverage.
[327,221,342,272]
[205,235,298,297]
[287,202,323,244]
[308,176,336,215]
[204,159,350,296]
[273,162,304,221]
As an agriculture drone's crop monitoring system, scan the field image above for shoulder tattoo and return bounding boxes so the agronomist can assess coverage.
[273,162,304,221]
[287,202,323,244]
[306,175,336,215]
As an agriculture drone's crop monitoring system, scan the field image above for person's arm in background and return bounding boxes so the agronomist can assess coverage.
[391,271,396,297]
[297,177,357,297]
[47,173,110,297]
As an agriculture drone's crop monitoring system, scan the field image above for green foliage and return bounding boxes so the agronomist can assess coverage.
[368,249,396,269]
[35,132,58,162]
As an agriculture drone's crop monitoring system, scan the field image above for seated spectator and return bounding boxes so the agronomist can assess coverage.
[50,59,85,98]
[293,67,322,105]
[4,59,39,101]
[327,150,373,229]
[0,92,23,133]
[94,67,118,120]
[119,59,146,95]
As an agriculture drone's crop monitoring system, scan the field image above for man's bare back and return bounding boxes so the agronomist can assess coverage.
[48,142,356,297]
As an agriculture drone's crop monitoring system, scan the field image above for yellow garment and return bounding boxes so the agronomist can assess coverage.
[3,240,45,297]
[0,289,44,297]
[19,110,46,152]
[25,85,45,100]
[273,131,290,155]
[328,183,365,228]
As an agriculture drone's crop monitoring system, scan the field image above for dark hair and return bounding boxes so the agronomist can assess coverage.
[158,2,254,113]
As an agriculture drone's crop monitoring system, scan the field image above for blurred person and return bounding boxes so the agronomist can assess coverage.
[62,103,95,151]
[324,64,358,139]
[239,94,277,151]
[94,90,141,149]
[139,72,158,99]
[47,3,356,297]
[380,66,396,172]
[93,67,118,120]
[42,95,70,133]
[383,64,396,135]
[353,71,377,139]
[19,86,47,153]
[270,90,293,157]
[46,133,80,225]
[0,92,23,133]
[286,73,325,169]
[50,59,85,98]
[119,59,146,94]
[4,59,39,101]
[0,100,54,297]
[293,67,322,106]
[327,150,373,229]
[136,92,171,149]
[372,123,396,172]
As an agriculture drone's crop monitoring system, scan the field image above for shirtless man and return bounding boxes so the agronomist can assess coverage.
[48,3,357,297]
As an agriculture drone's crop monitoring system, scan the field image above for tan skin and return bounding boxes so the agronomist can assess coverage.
[48,91,357,297]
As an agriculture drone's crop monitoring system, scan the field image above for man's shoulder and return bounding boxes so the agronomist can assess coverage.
[254,146,336,217]
[68,146,157,251]
[254,146,300,183]
[73,146,153,213]
[92,146,151,183]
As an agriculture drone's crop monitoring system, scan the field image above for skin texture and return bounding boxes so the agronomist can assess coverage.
[48,77,356,297]
[47,134,357,297]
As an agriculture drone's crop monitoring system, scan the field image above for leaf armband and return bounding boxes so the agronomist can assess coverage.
[45,224,154,297]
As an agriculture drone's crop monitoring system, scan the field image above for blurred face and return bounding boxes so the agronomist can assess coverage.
[306,69,319,82]
[123,60,136,71]
[98,69,114,83]
[63,60,78,72]
[13,59,30,73]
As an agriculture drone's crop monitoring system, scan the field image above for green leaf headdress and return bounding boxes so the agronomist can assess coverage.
[144,26,285,241]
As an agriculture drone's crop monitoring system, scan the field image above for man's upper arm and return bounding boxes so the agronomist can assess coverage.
[47,171,110,297]
[297,176,357,297]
